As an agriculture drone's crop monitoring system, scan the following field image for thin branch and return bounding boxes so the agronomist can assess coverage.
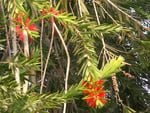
[106,0,150,31]
[73,100,79,113]
[78,0,82,17]
[127,34,142,42]
[53,23,70,113]
[112,74,123,104]
[95,1,117,24]
[93,0,100,25]
[93,0,109,65]
[69,0,75,16]
[40,19,54,94]
[40,19,44,84]
[98,48,104,63]
[105,44,128,54]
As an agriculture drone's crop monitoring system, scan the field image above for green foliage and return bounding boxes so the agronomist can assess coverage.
[0,75,82,113]
[69,16,126,82]
[0,0,150,113]
[8,50,40,80]
[0,39,5,50]
[99,56,124,78]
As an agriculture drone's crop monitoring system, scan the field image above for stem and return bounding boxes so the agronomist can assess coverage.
[106,0,150,31]
[53,23,70,113]
[40,19,44,83]
[78,0,82,17]
[93,0,100,25]
[40,19,54,94]
[23,30,29,93]
[92,2,109,65]
[69,0,75,16]
[95,1,117,24]
[112,74,122,104]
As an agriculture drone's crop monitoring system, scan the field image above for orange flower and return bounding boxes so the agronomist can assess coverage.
[14,13,38,42]
[82,80,107,108]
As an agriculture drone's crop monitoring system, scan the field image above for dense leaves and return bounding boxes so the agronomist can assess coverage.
[0,0,150,113]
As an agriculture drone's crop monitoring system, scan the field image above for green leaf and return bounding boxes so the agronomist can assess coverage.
[99,56,125,79]
[123,104,136,113]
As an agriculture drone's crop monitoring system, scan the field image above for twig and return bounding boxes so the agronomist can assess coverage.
[127,34,141,42]
[40,19,44,85]
[112,75,119,93]
[105,44,128,54]
[93,0,100,25]
[69,0,75,16]
[112,74,123,104]
[53,23,70,113]
[98,48,104,63]
[95,1,117,24]
[106,0,150,31]
[122,70,136,79]
[40,19,54,94]
[78,0,82,17]
[73,100,79,113]
[93,1,109,65]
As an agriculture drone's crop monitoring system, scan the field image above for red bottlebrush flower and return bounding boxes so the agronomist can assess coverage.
[42,8,48,15]
[54,11,61,15]
[49,7,55,13]
[42,7,62,25]
[14,14,38,42]
[82,80,107,108]
[25,18,38,31]
[14,13,24,23]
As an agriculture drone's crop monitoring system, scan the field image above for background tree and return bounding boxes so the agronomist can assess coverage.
[0,0,150,113]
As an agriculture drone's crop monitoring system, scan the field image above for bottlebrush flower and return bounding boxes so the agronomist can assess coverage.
[42,8,48,16]
[42,7,61,23]
[82,80,107,108]
[49,7,55,13]
[41,7,67,27]
[14,13,38,42]
[42,7,61,16]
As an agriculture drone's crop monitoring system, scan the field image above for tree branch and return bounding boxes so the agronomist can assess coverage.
[40,19,54,94]
[53,23,70,113]
[106,0,150,31]
[40,19,44,88]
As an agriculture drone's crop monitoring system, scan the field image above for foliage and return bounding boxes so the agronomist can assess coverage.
[0,0,150,113]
